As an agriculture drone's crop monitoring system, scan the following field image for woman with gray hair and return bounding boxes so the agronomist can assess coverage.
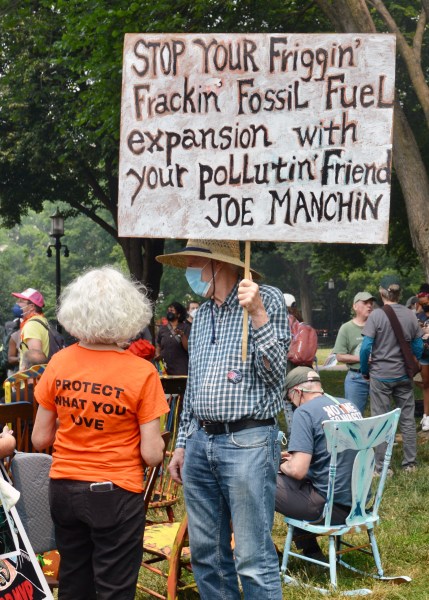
[32,266,169,600]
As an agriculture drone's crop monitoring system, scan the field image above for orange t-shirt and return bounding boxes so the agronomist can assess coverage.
[35,343,169,493]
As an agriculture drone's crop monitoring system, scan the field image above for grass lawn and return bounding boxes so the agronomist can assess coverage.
[136,365,429,600]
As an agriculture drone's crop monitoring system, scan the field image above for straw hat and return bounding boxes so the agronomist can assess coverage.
[156,240,261,280]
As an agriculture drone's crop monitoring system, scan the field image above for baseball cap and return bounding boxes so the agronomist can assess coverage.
[380,275,401,290]
[283,293,296,307]
[353,292,375,303]
[11,288,45,308]
[285,367,320,391]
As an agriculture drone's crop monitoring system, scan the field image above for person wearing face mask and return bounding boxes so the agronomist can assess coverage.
[155,301,190,375]
[11,288,49,370]
[275,367,362,562]
[186,300,200,325]
[156,239,289,600]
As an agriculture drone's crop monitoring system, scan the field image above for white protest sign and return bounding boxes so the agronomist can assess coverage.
[118,33,395,243]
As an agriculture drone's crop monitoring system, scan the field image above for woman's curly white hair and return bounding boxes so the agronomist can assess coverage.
[57,266,153,344]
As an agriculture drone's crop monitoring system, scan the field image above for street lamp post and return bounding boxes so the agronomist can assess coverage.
[47,208,69,332]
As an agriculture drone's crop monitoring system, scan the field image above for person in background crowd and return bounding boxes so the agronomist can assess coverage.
[31,266,169,600]
[7,329,21,375]
[156,302,191,375]
[283,293,302,433]
[11,288,49,370]
[124,328,156,362]
[360,275,423,474]
[406,296,419,311]
[158,239,288,600]
[415,284,429,431]
[284,293,302,339]
[2,303,23,377]
[276,367,362,561]
[333,292,375,415]
[22,349,48,370]
[186,300,200,324]
[139,326,153,344]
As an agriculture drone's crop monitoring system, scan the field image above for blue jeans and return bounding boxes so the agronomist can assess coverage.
[344,370,369,414]
[182,423,282,600]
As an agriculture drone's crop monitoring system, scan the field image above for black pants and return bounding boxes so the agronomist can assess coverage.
[275,474,349,553]
[49,479,145,600]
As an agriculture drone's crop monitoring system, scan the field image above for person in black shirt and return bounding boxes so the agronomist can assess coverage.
[156,302,190,375]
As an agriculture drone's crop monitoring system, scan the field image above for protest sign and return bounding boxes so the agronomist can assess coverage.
[119,33,395,244]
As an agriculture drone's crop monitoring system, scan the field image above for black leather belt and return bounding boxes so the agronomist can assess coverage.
[349,368,361,373]
[198,417,275,435]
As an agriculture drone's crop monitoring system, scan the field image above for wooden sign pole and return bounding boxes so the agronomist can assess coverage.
[242,240,251,362]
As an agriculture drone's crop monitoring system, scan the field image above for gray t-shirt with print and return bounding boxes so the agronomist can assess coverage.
[361,305,422,379]
[289,395,362,506]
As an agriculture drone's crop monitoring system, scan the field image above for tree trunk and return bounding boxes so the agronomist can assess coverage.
[316,0,429,278]
[392,104,429,280]
[117,237,165,302]
[296,260,313,324]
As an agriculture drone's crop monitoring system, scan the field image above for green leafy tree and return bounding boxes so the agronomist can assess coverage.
[0,203,119,323]
[0,0,308,300]
[316,0,429,277]
[1,0,427,313]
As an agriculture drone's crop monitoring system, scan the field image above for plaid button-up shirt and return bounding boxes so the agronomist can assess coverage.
[176,281,289,448]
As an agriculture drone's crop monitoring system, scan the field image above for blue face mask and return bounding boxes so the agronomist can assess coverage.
[185,267,211,297]
[12,304,23,318]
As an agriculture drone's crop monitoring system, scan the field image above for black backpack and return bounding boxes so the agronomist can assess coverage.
[31,318,65,360]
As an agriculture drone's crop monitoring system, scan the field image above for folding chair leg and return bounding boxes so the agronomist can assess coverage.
[281,525,294,575]
[328,536,337,588]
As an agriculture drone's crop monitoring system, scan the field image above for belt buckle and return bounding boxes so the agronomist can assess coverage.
[201,420,212,431]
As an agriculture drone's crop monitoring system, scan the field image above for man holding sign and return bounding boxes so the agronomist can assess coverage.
[158,239,288,600]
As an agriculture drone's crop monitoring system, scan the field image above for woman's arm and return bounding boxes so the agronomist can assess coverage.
[0,426,16,457]
[32,405,57,450]
[140,418,165,467]
[7,336,19,367]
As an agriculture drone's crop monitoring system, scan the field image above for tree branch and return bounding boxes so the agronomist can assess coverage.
[422,0,429,20]
[413,8,427,61]
[67,199,117,239]
[78,161,112,212]
[368,0,429,127]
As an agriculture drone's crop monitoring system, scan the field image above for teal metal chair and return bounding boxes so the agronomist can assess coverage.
[281,408,411,595]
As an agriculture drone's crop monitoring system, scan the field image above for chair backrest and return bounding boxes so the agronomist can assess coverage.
[0,401,33,455]
[11,452,56,554]
[147,377,187,521]
[3,364,47,410]
[143,431,170,513]
[322,408,400,527]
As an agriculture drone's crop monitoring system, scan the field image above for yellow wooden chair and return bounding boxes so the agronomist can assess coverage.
[138,514,195,600]
[0,401,33,458]
[149,377,187,523]
[3,364,47,422]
